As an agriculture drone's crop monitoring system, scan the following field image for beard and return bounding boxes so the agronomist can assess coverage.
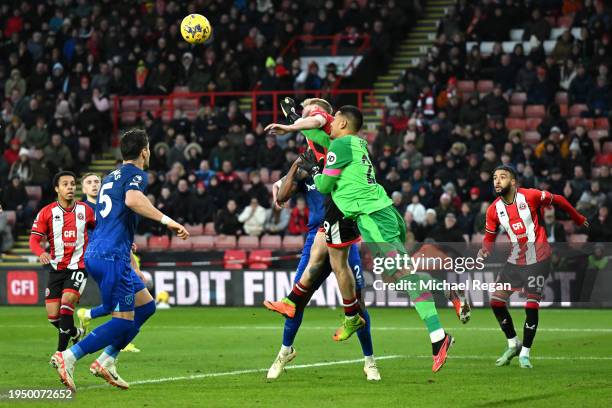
[495,185,512,197]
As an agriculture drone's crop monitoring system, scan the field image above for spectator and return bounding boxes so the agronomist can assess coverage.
[192,182,216,224]
[287,197,309,235]
[522,9,551,42]
[257,135,284,170]
[167,134,187,167]
[150,142,170,172]
[184,142,203,172]
[2,176,33,228]
[264,206,290,235]
[246,171,270,209]
[527,67,555,106]
[214,199,242,236]
[541,208,566,244]
[25,116,48,149]
[538,106,569,138]
[5,68,26,98]
[587,76,610,117]
[588,206,612,242]
[456,202,475,237]
[551,30,574,61]
[171,179,195,225]
[238,197,267,237]
[428,212,465,242]
[236,133,259,171]
[481,84,509,118]
[459,96,486,128]
[415,208,438,242]
[494,54,516,92]
[209,138,236,171]
[568,64,593,105]
[559,59,577,91]
[43,133,73,172]
[0,210,14,253]
[147,61,174,94]
[577,180,606,219]
[405,194,427,225]
[3,139,22,166]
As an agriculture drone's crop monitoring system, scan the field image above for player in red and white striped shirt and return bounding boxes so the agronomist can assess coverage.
[29,171,96,353]
[478,165,588,368]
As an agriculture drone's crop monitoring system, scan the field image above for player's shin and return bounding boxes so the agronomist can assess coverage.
[58,300,77,351]
[357,307,374,357]
[522,296,540,357]
[65,317,135,364]
[491,296,518,346]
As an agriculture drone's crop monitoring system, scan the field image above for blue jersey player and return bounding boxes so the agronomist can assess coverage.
[265,157,379,381]
[51,129,189,391]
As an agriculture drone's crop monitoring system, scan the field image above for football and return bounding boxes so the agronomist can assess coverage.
[180,13,212,44]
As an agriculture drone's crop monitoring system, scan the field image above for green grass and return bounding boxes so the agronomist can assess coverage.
[1,307,611,407]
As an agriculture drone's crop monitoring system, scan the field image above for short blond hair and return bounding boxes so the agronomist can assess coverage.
[302,98,333,114]
[81,172,100,183]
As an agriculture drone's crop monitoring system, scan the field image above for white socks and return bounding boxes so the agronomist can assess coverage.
[508,336,519,349]
[364,355,375,365]
[63,349,76,365]
[430,328,445,343]
[280,345,293,355]
[97,351,115,365]
[520,347,530,358]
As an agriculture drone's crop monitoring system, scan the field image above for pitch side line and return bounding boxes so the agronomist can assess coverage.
[81,354,612,390]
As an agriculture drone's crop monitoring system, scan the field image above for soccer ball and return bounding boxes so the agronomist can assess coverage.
[180,14,212,45]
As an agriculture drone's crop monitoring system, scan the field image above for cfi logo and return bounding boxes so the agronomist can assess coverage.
[326,152,336,164]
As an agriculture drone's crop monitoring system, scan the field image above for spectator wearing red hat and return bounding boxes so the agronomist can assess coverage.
[3,139,21,166]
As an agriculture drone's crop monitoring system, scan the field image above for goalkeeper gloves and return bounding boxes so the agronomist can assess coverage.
[298,150,324,177]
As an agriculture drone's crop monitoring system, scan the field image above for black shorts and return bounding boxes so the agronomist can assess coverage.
[320,199,361,248]
[45,268,88,302]
[495,259,551,296]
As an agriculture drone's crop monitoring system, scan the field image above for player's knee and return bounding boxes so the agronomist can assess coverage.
[48,314,60,327]
[490,294,508,308]
[59,299,76,317]
[525,294,541,310]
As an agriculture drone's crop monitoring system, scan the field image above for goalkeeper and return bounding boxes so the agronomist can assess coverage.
[268,105,455,372]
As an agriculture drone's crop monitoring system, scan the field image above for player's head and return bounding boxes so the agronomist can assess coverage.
[330,105,363,138]
[121,128,150,169]
[81,172,101,199]
[492,165,517,197]
[301,98,332,117]
[53,171,77,203]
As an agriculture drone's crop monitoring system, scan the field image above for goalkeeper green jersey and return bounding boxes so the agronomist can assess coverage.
[314,134,392,218]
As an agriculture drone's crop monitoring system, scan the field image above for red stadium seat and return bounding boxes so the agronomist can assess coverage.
[526,118,542,130]
[603,142,612,154]
[121,112,138,124]
[184,110,198,121]
[282,235,304,251]
[595,153,612,165]
[260,235,281,249]
[248,249,272,269]
[238,235,260,249]
[224,249,246,269]
[204,222,216,235]
[523,131,541,145]
[457,80,475,93]
[185,224,204,236]
[508,105,524,118]
[568,117,594,130]
[476,80,494,94]
[554,92,568,105]
[215,235,237,249]
[510,92,527,105]
[505,118,526,130]
[141,99,160,112]
[25,186,42,201]
[148,235,170,250]
[569,104,588,117]
[134,235,148,251]
[595,118,609,130]
[121,99,140,111]
[525,105,546,118]
[4,210,16,226]
[171,236,193,250]
[192,236,214,249]
[589,130,608,143]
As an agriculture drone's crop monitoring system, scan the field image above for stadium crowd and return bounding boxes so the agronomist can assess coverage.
[1,0,612,253]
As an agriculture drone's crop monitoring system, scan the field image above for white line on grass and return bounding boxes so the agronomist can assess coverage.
[81,353,612,390]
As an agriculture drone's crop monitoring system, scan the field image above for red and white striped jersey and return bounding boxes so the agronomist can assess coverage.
[485,188,553,265]
[306,106,334,164]
[31,201,95,271]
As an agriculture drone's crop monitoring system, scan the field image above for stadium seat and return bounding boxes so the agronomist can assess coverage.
[526,118,542,130]
[505,118,526,130]
[510,92,527,105]
[603,142,612,154]
[595,118,609,130]
[192,236,214,250]
[134,234,148,250]
[215,235,237,249]
[270,170,282,183]
[238,235,260,249]
[204,222,216,235]
[121,112,138,124]
[524,131,541,145]
[525,105,546,118]
[569,104,588,117]
[260,235,281,249]
[224,249,246,269]
[121,99,140,111]
[508,105,524,118]
[456,80,475,93]
[173,86,189,93]
[568,117,594,130]
[282,235,304,251]
[184,110,198,121]
[141,99,161,112]
[555,92,568,105]
[595,153,612,165]
[148,235,170,250]
[509,29,523,41]
[4,210,16,226]
[568,234,587,247]
[248,249,272,269]
[171,236,193,250]
[589,130,608,143]
[476,80,494,94]
[185,224,204,236]
[25,186,42,201]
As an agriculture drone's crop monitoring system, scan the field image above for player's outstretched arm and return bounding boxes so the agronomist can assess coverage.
[551,194,589,227]
[125,189,190,239]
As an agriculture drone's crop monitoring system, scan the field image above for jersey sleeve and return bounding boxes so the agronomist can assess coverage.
[31,207,48,237]
[324,138,353,171]
[308,108,334,127]
[485,204,499,235]
[85,204,96,229]
[526,188,554,209]
[302,128,331,149]
[124,171,147,193]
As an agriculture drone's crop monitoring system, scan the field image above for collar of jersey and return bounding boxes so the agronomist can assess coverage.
[501,190,517,206]
[57,201,76,213]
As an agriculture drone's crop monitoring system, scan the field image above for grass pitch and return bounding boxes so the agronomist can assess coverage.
[1,307,611,407]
